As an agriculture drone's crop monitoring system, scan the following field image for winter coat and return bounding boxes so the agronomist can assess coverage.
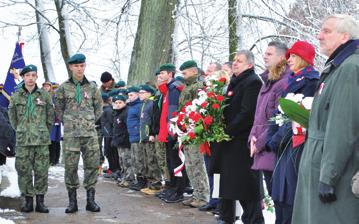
[292,40,359,224]
[266,65,319,205]
[139,98,154,142]
[216,68,262,200]
[150,93,161,136]
[249,66,290,171]
[50,95,61,142]
[158,79,184,142]
[126,98,142,143]
[0,106,16,156]
[112,107,130,149]
[101,104,113,137]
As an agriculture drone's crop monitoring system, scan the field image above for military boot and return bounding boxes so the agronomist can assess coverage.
[85,188,100,212]
[21,196,34,212]
[35,195,49,213]
[65,189,78,213]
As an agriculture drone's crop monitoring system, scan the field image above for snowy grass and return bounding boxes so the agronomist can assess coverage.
[0,158,20,198]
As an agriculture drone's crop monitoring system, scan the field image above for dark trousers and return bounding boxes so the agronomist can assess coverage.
[274,201,293,224]
[0,154,6,165]
[165,140,188,195]
[220,198,264,224]
[204,154,219,206]
[49,141,61,165]
[104,137,120,172]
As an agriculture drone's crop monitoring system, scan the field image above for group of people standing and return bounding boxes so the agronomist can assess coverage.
[1,14,358,224]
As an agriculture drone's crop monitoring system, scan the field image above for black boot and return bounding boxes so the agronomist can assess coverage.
[35,195,49,213]
[65,189,78,213]
[21,196,34,212]
[85,188,100,212]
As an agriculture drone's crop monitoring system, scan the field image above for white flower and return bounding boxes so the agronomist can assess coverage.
[301,97,313,110]
[285,93,304,103]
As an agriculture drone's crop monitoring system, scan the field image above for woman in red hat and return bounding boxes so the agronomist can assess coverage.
[266,40,320,224]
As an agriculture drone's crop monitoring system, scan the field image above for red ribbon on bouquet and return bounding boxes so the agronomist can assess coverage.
[200,141,211,156]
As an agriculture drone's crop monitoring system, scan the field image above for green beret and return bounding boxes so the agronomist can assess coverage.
[139,84,156,95]
[127,86,140,93]
[112,94,127,103]
[154,68,160,76]
[115,80,126,88]
[159,63,176,72]
[68,53,86,64]
[179,60,197,71]
[20,64,37,76]
[101,92,110,101]
[109,89,121,97]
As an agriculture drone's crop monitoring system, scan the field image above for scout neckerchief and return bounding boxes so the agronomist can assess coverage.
[73,77,83,105]
[24,85,37,118]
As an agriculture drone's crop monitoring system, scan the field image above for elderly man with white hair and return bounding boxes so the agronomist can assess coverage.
[292,14,359,224]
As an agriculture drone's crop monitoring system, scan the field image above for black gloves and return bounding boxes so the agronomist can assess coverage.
[318,182,337,203]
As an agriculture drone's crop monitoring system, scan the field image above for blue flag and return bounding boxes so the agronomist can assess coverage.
[0,42,26,108]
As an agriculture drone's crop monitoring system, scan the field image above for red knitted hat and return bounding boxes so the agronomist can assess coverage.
[286,41,316,66]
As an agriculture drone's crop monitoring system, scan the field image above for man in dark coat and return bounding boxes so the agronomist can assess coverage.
[0,106,16,165]
[292,14,359,224]
[217,50,264,224]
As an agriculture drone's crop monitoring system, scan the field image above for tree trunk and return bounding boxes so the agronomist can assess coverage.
[228,0,238,61]
[35,0,56,82]
[127,0,177,85]
[54,0,72,78]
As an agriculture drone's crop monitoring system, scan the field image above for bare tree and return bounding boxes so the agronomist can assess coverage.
[127,0,177,85]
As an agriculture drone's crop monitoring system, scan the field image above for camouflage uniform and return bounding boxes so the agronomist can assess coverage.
[142,142,161,181]
[179,75,210,202]
[55,77,102,190]
[118,147,134,181]
[131,143,145,177]
[8,85,54,196]
[155,140,169,181]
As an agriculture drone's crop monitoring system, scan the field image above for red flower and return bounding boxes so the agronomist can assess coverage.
[203,115,213,125]
[201,102,208,108]
[218,77,227,83]
[188,111,196,120]
[185,102,192,107]
[207,92,215,98]
[212,103,220,109]
[172,111,178,117]
[216,95,225,102]
[188,132,196,139]
[193,113,202,122]
[177,113,185,123]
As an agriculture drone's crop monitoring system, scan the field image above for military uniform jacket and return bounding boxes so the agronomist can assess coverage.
[292,40,359,224]
[179,75,202,109]
[55,77,102,138]
[9,85,54,146]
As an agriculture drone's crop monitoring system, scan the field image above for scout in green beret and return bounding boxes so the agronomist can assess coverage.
[20,64,37,76]
[179,60,199,81]
[112,94,127,103]
[42,81,52,93]
[159,63,176,73]
[154,68,160,76]
[67,53,86,64]
[179,60,197,71]
[127,86,140,94]
[139,84,156,96]
[8,63,54,213]
[115,80,126,89]
[55,53,102,213]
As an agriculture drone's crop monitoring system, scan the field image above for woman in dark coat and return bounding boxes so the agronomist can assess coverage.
[266,41,319,224]
[217,50,263,224]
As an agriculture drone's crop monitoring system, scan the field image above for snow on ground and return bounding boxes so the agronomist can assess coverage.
[0,158,20,198]
[0,217,15,224]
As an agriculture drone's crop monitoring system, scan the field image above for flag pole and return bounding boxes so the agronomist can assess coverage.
[17,26,22,42]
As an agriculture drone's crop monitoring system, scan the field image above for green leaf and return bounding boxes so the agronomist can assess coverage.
[279,98,310,128]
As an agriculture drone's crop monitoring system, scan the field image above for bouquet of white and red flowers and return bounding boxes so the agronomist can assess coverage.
[170,77,231,155]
